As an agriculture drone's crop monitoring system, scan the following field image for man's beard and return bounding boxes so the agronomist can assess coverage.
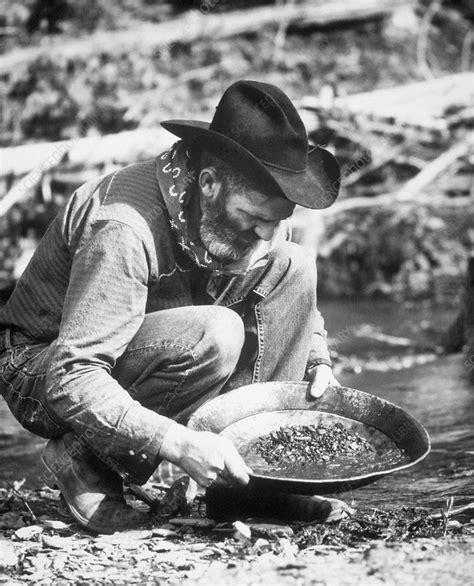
[200,195,259,262]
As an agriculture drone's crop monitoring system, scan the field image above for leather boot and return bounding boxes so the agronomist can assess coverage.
[41,432,149,534]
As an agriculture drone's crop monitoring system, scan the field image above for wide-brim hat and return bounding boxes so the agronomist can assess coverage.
[161,80,340,209]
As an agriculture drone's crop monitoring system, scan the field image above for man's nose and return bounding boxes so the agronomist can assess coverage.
[254,223,277,241]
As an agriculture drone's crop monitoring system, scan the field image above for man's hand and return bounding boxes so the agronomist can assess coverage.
[160,424,252,488]
[308,364,340,399]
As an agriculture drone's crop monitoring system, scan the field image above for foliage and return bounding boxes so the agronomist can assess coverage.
[317,204,470,300]
[0,1,173,34]
[0,195,61,290]
[5,56,79,142]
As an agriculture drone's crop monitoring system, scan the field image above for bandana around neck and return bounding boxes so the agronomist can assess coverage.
[156,140,222,271]
[156,140,285,276]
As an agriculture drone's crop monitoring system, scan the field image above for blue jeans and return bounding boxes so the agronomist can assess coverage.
[0,243,320,483]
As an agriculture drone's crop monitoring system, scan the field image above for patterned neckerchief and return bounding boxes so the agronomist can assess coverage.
[156,140,222,271]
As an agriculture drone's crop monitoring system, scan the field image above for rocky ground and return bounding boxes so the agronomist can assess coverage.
[0,480,473,585]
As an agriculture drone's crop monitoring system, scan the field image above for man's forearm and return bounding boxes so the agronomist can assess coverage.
[46,357,176,483]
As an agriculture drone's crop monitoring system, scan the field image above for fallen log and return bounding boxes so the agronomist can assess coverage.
[396,135,473,201]
[0,0,414,74]
[0,127,174,180]
[0,140,73,217]
[49,169,105,190]
[0,127,175,216]
[322,134,473,215]
[322,193,471,216]
[301,72,474,132]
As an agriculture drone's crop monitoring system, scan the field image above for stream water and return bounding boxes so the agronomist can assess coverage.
[0,299,473,511]
[324,299,474,510]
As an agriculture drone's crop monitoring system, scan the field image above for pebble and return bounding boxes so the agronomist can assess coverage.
[253,538,270,552]
[14,525,44,540]
[233,521,251,541]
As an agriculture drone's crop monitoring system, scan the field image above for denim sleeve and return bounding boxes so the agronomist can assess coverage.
[45,220,175,472]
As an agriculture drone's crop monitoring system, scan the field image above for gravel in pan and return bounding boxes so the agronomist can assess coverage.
[252,423,376,467]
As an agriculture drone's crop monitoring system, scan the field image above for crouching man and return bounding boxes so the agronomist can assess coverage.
[0,80,341,533]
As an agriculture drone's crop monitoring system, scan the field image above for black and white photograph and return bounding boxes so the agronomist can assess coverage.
[0,0,473,583]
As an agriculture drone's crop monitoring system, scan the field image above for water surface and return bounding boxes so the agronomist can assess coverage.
[321,299,473,509]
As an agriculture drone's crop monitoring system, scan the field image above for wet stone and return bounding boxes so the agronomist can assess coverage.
[252,423,375,467]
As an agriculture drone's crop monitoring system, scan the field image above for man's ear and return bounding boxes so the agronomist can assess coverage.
[199,167,222,202]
